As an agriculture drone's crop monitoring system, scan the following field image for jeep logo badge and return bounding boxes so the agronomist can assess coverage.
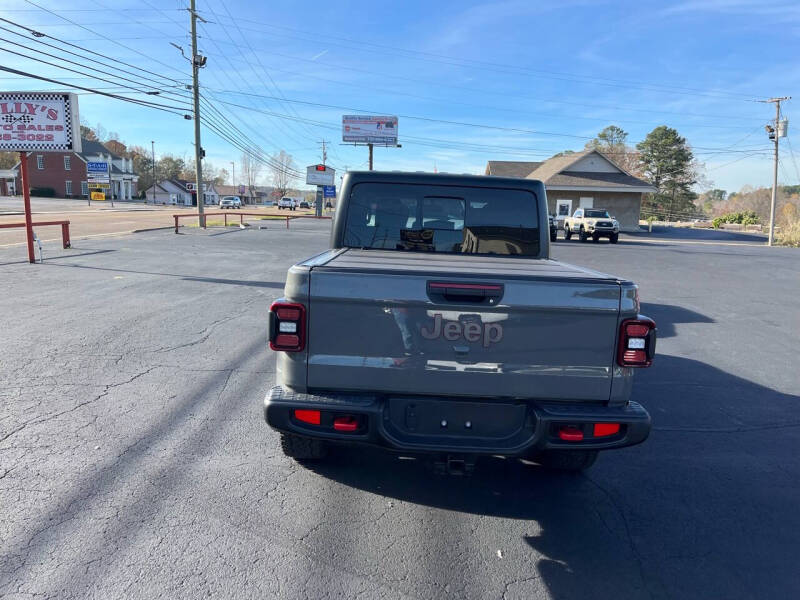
[420,313,503,347]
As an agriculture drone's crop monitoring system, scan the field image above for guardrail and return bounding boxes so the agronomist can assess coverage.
[173,211,331,233]
[0,220,71,248]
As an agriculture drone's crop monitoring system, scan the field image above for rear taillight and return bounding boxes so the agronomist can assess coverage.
[269,301,306,352]
[617,318,656,367]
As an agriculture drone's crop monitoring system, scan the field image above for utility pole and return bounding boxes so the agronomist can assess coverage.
[189,0,206,227]
[319,140,329,165]
[151,140,156,205]
[368,143,373,171]
[761,96,791,246]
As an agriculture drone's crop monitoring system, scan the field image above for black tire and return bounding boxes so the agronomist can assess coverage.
[592,232,600,242]
[280,433,328,461]
[579,227,588,242]
[535,449,598,472]
[564,224,572,240]
[610,233,619,244]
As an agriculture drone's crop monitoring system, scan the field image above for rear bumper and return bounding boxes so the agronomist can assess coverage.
[264,386,651,455]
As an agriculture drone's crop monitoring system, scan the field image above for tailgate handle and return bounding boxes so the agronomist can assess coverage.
[427,282,504,305]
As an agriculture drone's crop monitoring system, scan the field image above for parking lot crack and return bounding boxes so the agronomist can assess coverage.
[584,475,655,600]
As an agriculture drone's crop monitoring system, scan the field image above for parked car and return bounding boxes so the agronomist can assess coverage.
[299,200,311,209]
[548,215,558,242]
[219,196,242,209]
[564,208,620,243]
[265,171,656,473]
[278,197,298,211]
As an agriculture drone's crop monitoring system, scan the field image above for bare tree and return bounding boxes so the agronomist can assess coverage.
[269,150,298,199]
[240,152,263,203]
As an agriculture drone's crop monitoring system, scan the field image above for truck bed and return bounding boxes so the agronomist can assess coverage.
[305,248,625,284]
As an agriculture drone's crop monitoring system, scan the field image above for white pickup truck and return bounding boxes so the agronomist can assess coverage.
[278,197,301,211]
[563,208,620,243]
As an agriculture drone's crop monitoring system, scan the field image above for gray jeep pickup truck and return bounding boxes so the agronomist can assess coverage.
[265,171,655,472]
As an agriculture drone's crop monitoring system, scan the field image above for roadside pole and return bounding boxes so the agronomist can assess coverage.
[763,96,790,246]
[768,101,779,246]
[368,143,373,171]
[19,151,35,264]
[190,0,205,228]
[151,140,156,205]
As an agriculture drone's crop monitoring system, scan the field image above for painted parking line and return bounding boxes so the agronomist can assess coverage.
[0,229,137,248]
[621,237,767,247]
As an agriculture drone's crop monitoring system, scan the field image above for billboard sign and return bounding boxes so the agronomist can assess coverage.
[342,115,398,145]
[323,185,336,198]
[0,92,81,152]
[306,164,335,186]
[87,161,110,184]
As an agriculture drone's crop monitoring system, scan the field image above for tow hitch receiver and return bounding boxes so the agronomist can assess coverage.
[434,454,476,476]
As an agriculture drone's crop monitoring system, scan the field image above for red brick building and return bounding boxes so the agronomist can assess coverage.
[11,138,139,199]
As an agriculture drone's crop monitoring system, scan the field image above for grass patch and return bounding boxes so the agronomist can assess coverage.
[776,219,800,247]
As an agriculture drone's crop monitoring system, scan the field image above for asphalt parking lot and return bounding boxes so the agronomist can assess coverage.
[1,222,798,599]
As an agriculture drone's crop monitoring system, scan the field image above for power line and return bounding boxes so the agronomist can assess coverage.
[0,16,186,86]
[202,53,757,132]
[202,38,762,124]
[207,91,779,151]
[0,65,190,116]
[0,34,192,105]
[196,17,310,150]
[205,15,759,102]
[217,2,318,141]
[784,136,800,183]
[198,95,303,176]
[21,0,187,77]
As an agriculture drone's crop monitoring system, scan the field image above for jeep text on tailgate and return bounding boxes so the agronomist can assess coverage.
[265,171,655,473]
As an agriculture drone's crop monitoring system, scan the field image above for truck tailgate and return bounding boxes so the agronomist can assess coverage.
[306,251,622,401]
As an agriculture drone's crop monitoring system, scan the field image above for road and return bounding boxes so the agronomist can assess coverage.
[1,222,797,599]
[0,196,321,248]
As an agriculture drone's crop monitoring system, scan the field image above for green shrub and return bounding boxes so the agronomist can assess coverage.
[713,211,760,229]
[30,187,56,197]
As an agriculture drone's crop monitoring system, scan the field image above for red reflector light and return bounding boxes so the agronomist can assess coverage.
[623,349,647,363]
[333,416,359,432]
[558,426,584,442]
[294,409,320,425]
[315,165,326,171]
[626,324,649,337]
[275,334,299,348]
[593,423,620,437]
[276,307,301,320]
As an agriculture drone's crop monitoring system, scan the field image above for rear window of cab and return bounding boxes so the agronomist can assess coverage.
[343,182,540,257]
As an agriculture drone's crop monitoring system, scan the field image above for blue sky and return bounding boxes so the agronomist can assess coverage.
[2,0,799,193]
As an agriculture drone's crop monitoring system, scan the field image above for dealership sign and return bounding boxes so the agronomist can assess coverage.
[306,164,335,186]
[342,115,398,145]
[0,92,81,152]
[87,161,110,184]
